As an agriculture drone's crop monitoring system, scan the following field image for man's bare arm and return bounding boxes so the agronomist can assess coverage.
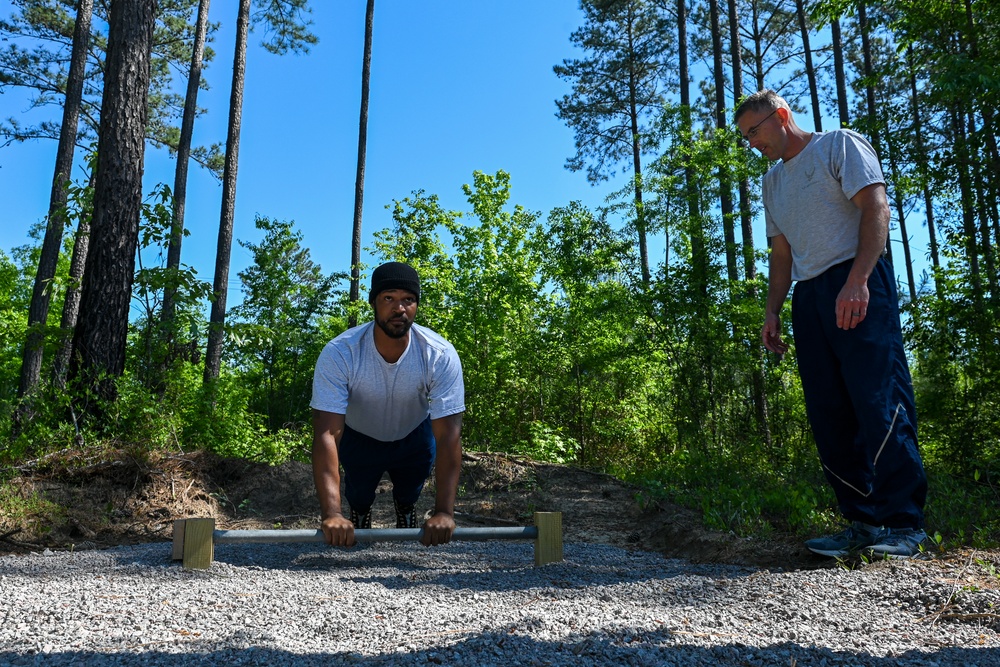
[838,183,890,329]
[763,234,793,355]
[311,409,354,546]
[422,412,463,546]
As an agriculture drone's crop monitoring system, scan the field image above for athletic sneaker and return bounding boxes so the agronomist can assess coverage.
[349,506,372,529]
[805,522,880,557]
[394,500,417,529]
[866,527,928,560]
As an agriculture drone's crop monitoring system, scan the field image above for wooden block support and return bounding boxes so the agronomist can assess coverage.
[181,518,215,570]
[171,519,185,561]
[171,516,560,568]
[533,511,563,565]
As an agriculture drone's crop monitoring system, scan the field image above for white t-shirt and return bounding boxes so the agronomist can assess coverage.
[763,129,885,281]
[310,322,465,442]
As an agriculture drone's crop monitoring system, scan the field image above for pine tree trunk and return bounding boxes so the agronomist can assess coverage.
[728,0,754,282]
[906,50,941,284]
[962,0,999,300]
[162,0,211,329]
[349,0,375,327]
[624,6,649,287]
[951,105,984,306]
[884,136,917,304]
[68,0,156,407]
[630,93,650,287]
[727,0,772,449]
[857,1,891,266]
[204,0,251,384]
[795,0,822,131]
[677,0,706,299]
[709,0,736,283]
[15,0,94,426]
[831,17,849,127]
[52,175,95,389]
[968,111,998,304]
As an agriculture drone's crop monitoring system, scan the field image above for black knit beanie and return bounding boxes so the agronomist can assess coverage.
[369,262,420,304]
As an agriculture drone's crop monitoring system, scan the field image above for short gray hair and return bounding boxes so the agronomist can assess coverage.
[734,90,790,124]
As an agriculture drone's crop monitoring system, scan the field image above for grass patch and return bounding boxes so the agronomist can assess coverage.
[628,449,1000,550]
[0,484,64,538]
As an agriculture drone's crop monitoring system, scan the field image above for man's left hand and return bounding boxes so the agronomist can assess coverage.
[420,511,456,546]
[835,280,869,330]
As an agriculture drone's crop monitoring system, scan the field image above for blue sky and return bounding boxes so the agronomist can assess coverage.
[1,1,625,302]
[1,0,930,307]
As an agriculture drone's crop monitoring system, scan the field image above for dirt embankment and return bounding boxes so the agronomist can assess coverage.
[1,448,817,569]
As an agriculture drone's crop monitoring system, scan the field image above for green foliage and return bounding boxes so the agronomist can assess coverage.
[129,182,213,389]
[514,422,580,464]
[554,0,675,184]
[251,0,319,55]
[0,484,63,535]
[0,0,224,172]
[186,370,309,464]
[908,252,1000,480]
[227,215,346,432]
[0,249,29,424]
[922,470,1000,550]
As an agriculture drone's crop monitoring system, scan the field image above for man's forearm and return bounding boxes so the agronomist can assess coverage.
[433,438,461,515]
[848,184,890,285]
[766,258,793,316]
[848,215,887,285]
[430,414,463,515]
[312,436,342,520]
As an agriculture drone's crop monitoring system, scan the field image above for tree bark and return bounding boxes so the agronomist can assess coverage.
[857,1,891,265]
[951,105,983,306]
[831,17,849,127]
[677,0,706,299]
[968,111,998,304]
[727,0,754,283]
[53,174,95,389]
[204,0,251,384]
[906,49,940,286]
[624,4,649,287]
[163,0,211,327]
[884,134,917,304]
[349,0,375,327]
[727,0,772,449]
[708,0,737,283]
[795,0,822,131]
[15,0,94,425]
[68,0,156,407]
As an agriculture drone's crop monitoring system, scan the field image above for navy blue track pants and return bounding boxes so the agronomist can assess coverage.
[791,257,927,529]
[338,417,436,512]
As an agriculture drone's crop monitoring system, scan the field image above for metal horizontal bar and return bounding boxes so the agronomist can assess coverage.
[213,526,539,545]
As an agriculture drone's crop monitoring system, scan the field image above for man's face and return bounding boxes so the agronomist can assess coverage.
[373,289,418,339]
[737,107,784,161]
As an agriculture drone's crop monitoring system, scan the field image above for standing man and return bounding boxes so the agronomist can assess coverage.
[735,90,928,559]
[311,262,465,547]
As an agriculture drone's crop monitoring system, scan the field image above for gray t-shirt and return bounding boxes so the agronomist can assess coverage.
[763,129,885,281]
[310,321,465,442]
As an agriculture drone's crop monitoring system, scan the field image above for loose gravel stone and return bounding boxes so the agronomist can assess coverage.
[1,541,998,666]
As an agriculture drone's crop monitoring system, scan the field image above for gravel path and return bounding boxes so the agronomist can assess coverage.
[2,540,998,666]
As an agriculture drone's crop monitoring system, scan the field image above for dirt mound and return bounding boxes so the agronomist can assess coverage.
[1,448,814,569]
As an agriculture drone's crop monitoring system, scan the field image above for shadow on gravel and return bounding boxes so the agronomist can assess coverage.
[1,636,997,667]
[205,542,755,592]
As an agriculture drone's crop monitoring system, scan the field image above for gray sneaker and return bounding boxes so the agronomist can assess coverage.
[805,522,880,557]
[866,527,928,560]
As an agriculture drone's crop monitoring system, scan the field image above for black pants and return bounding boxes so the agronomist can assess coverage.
[792,257,926,529]
[338,417,436,511]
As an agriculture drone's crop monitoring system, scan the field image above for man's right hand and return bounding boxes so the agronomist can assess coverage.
[761,313,789,355]
[321,515,356,547]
